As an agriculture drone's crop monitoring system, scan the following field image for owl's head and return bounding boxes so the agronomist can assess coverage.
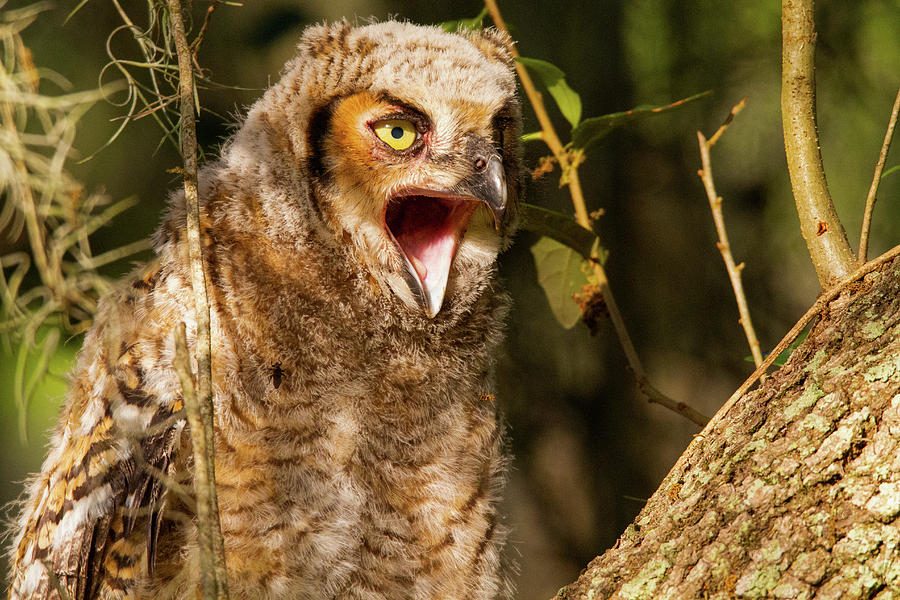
[228,21,521,319]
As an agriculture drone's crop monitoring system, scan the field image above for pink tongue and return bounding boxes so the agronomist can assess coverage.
[387,197,475,289]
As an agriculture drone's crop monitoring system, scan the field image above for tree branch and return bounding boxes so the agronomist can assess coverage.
[485,0,708,426]
[858,86,900,264]
[165,1,229,598]
[781,0,856,286]
[697,99,764,369]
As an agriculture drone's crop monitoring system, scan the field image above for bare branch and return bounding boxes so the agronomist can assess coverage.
[781,0,856,286]
[697,99,764,369]
[173,323,226,600]
[638,379,710,427]
[166,0,229,598]
[858,86,900,264]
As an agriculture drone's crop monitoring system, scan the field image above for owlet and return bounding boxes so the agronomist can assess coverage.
[8,19,521,600]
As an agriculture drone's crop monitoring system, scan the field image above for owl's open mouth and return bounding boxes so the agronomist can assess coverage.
[385,193,479,318]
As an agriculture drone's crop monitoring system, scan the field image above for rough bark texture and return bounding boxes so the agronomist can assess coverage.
[558,256,900,600]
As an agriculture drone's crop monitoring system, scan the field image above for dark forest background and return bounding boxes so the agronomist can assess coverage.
[2,1,898,597]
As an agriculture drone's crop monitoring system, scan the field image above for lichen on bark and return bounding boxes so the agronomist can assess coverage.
[557,257,900,599]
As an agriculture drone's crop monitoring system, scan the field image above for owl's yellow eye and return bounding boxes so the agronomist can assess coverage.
[373,119,418,151]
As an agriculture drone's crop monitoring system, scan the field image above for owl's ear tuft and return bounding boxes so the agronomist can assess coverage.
[465,28,516,68]
[297,19,353,58]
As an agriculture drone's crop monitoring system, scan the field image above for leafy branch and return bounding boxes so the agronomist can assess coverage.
[483,0,709,426]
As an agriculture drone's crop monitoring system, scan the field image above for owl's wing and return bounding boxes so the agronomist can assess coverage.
[10,402,182,600]
[10,270,187,600]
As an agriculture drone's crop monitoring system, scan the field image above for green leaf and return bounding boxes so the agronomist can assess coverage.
[440,8,488,33]
[531,237,590,329]
[571,91,711,150]
[882,164,900,180]
[517,57,582,128]
[519,202,598,260]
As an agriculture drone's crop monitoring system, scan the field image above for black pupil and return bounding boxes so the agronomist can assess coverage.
[391,126,405,139]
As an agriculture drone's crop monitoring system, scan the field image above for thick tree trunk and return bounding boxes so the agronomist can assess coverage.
[558,257,900,599]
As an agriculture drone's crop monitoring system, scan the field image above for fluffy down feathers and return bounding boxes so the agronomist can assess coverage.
[8,20,521,600]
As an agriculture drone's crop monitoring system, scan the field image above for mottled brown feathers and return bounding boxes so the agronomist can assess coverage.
[9,20,520,600]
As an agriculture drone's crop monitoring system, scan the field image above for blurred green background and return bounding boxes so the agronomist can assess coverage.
[2,1,898,597]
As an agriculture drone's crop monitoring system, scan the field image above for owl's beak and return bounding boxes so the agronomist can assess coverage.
[385,153,507,318]
[455,155,507,231]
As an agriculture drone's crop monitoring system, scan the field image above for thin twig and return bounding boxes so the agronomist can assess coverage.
[858,86,900,264]
[166,1,229,598]
[781,0,856,286]
[485,0,708,426]
[108,0,179,150]
[191,2,219,58]
[173,323,218,599]
[638,379,709,427]
[707,98,746,148]
[697,99,764,369]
